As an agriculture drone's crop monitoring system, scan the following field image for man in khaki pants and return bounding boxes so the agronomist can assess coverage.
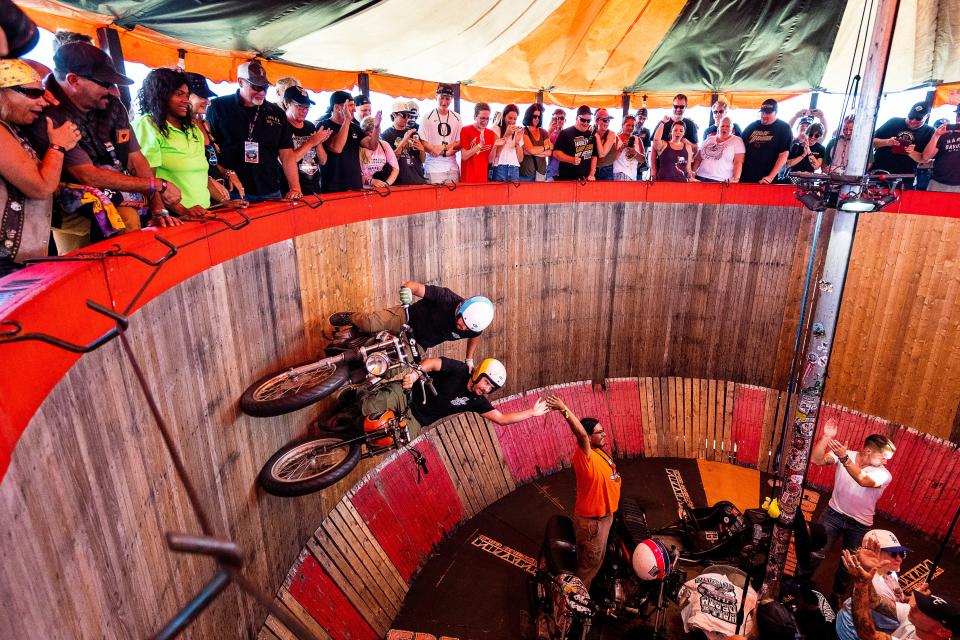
[546,395,622,587]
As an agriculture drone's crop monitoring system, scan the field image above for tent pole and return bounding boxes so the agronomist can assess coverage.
[537,89,544,105]
[621,92,630,117]
[760,0,902,599]
[96,27,131,111]
[357,72,370,99]
[454,83,461,113]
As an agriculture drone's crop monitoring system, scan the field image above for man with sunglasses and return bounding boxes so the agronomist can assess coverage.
[545,109,566,180]
[24,41,187,253]
[317,90,383,193]
[419,83,462,184]
[920,104,960,192]
[872,102,935,188]
[740,98,793,184]
[633,107,652,179]
[381,99,428,185]
[703,99,742,138]
[810,418,896,606]
[552,105,596,181]
[652,94,698,178]
[835,529,910,640]
[207,60,301,202]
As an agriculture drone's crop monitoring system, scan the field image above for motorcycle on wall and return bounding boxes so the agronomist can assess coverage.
[240,297,437,496]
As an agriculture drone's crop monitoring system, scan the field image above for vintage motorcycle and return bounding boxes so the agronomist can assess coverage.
[529,498,685,640]
[239,302,427,417]
[529,497,778,639]
[247,303,438,496]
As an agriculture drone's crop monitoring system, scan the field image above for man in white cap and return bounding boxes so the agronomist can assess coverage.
[381,99,427,185]
[206,60,301,202]
[835,529,910,639]
[418,82,462,184]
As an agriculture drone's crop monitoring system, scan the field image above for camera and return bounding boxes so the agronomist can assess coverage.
[948,123,960,131]
[628,135,636,147]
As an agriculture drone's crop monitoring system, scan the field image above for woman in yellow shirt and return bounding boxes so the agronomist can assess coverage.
[132,68,215,213]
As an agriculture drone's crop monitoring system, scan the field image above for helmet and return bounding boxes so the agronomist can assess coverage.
[456,296,495,332]
[632,538,672,581]
[363,411,396,447]
[471,358,506,390]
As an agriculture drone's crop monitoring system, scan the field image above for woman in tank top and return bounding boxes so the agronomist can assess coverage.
[490,103,524,182]
[652,120,696,182]
[519,103,551,181]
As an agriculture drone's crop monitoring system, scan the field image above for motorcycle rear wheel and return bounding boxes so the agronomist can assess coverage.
[258,436,361,496]
[240,359,350,417]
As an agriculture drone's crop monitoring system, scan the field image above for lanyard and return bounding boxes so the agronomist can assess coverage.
[247,105,260,141]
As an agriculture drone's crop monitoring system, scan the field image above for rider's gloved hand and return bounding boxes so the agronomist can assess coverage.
[399,286,413,306]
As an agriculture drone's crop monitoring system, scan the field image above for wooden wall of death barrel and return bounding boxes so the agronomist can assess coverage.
[2,192,960,640]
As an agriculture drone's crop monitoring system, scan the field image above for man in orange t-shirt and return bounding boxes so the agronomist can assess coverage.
[459,102,496,183]
[547,395,622,587]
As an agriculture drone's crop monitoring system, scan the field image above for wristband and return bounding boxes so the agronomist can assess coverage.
[561,409,570,419]
[839,454,850,464]
[149,177,156,194]
[153,209,171,216]
[48,143,67,154]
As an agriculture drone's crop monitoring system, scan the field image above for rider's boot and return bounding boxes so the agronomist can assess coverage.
[328,311,354,326]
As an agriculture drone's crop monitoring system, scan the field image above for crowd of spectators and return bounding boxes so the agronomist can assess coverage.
[1,33,960,277]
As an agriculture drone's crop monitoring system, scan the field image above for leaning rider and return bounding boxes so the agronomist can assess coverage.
[546,395,621,588]
[360,356,546,438]
[329,280,493,369]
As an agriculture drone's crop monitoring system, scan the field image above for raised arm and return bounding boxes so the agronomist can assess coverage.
[810,418,838,465]
[829,439,884,487]
[481,398,548,426]
[545,395,590,453]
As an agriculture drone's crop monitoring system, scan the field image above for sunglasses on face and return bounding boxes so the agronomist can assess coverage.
[394,112,410,118]
[760,107,776,113]
[532,113,541,118]
[713,109,725,114]
[553,115,565,120]
[673,104,686,110]
[10,85,45,99]
[81,75,114,89]
[597,117,611,122]
[578,117,591,123]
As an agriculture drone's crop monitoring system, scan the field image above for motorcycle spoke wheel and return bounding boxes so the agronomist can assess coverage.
[269,439,351,483]
[253,362,338,402]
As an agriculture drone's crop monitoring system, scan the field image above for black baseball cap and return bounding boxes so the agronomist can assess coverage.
[760,98,778,113]
[329,90,353,107]
[756,600,798,640]
[914,592,960,635]
[237,60,270,89]
[636,107,648,117]
[353,93,370,106]
[284,85,314,106]
[184,72,215,99]
[436,82,455,96]
[908,102,930,119]
[576,105,592,117]
[53,42,133,86]
[799,116,814,126]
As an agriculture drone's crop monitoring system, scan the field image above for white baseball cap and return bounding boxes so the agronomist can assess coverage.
[864,529,910,554]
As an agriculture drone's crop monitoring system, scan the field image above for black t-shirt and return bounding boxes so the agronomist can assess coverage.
[411,357,494,427]
[740,119,794,183]
[932,130,960,185]
[788,141,827,173]
[287,120,321,195]
[316,115,367,193]
[554,126,595,180]
[408,285,480,349]
[381,127,427,185]
[206,91,293,196]
[657,117,699,144]
[872,117,935,175]
[704,123,743,138]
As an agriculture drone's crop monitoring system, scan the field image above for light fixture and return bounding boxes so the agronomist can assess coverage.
[789,171,906,213]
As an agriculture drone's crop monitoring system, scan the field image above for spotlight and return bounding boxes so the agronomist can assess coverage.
[796,189,827,211]
[838,197,877,212]
[789,171,906,213]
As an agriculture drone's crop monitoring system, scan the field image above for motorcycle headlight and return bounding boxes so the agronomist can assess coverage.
[365,353,391,377]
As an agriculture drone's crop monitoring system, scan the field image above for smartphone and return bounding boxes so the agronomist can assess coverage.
[948,123,960,131]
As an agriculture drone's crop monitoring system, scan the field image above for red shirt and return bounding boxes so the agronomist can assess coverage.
[460,125,497,183]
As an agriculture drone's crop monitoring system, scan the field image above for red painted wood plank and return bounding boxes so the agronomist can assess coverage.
[288,552,379,640]
[350,440,463,582]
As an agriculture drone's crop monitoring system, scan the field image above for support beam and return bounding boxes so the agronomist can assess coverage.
[621,92,630,117]
[357,72,370,98]
[537,89,544,105]
[761,0,901,599]
[709,92,718,128]
[96,27,131,110]
[454,83,461,114]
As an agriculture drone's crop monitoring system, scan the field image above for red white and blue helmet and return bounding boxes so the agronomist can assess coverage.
[632,538,672,581]
[456,296,495,332]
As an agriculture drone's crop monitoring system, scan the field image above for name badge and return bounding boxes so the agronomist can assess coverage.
[244,141,260,164]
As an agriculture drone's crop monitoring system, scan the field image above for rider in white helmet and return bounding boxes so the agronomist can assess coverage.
[359,356,547,438]
[329,280,494,370]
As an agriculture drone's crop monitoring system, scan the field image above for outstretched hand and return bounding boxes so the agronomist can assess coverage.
[545,395,567,412]
[822,418,838,439]
[530,398,548,417]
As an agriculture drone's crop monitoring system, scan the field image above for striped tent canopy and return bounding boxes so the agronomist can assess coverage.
[16,0,960,108]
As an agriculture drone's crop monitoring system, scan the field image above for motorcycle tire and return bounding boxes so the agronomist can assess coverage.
[258,436,361,497]
[240,360,350,417]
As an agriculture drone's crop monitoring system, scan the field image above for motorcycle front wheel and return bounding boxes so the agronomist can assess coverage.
[258,436,361,496]
[240,359,350,417]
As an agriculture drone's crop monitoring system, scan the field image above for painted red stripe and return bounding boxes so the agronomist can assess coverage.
[350,440,463,582]
[287,552,379,640]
